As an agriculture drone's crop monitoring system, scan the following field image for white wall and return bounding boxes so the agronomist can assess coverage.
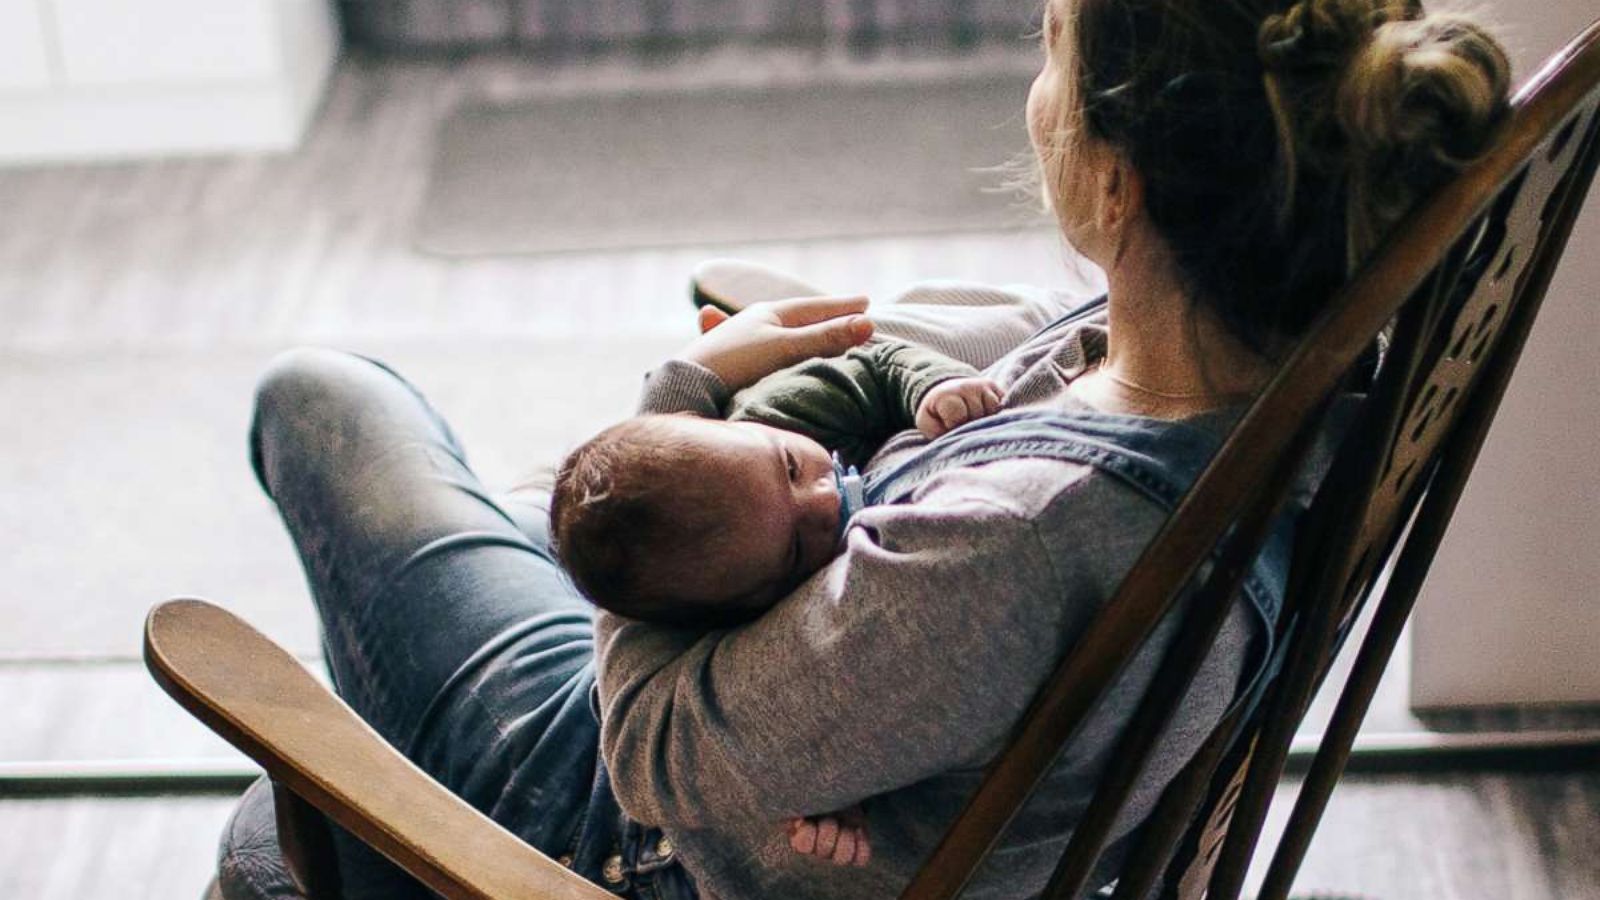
[0,2,54,89]
[0,0,339,164]
[1410,3,1600,708]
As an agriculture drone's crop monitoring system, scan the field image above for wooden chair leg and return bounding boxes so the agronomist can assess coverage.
[1254,574,1414,900]
[1258,115,1600,899]
[1108,724,1240,900]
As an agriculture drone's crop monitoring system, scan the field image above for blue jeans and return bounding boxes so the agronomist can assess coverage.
[247,348,698,900]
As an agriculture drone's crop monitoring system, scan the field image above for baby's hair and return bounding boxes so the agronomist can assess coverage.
[549,414,734,625]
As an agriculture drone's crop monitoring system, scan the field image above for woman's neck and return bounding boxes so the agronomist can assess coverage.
[1072,234,1275,419]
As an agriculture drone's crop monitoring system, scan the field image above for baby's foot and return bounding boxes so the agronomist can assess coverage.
[783,805,872,867]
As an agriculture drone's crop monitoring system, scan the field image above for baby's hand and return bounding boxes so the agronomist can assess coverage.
[916,377,1004,438]
[783,805,872,867]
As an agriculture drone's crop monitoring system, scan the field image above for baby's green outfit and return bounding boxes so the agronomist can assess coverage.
[724,339,979,468]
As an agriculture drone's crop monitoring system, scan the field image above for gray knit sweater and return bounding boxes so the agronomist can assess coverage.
[593,287,1257,900]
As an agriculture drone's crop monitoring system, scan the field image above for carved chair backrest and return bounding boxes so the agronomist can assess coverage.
[1188,23,1600,900]
[899,19,1600,900]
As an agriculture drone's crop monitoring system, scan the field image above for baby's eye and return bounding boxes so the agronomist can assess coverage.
[785,449,800,482]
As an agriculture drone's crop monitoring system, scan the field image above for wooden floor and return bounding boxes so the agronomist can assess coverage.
[0,45,1078,357]
[2,774,1595,900]
[0,796,236,900]
[0,46,1595,900]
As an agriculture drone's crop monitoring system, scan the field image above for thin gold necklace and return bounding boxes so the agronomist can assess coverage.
[1097,364,1254,401]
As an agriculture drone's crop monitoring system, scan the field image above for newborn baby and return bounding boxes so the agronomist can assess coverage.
[550,339,1004,865]
[551,340,1002,625]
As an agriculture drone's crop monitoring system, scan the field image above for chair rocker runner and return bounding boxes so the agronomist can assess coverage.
[145,19,1600,900]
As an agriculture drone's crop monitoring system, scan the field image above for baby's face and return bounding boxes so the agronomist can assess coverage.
[660,417,842,615]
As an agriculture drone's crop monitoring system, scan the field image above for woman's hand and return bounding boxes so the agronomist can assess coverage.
[687,296,875,391]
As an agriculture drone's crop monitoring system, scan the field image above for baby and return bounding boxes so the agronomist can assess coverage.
[550,339,1002,625]
[549,339,1004,866]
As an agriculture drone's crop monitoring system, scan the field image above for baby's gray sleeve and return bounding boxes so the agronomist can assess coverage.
[636,358,730,417]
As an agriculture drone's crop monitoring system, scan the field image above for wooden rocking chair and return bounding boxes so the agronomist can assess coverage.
[146,20,1600,900]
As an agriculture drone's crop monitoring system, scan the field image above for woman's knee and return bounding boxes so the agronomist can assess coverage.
[249,348,385,496]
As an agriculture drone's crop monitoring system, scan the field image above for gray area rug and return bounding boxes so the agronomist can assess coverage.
[417,73,1049,256]
[0,339,677,659]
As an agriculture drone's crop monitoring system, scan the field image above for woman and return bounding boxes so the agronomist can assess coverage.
[229,1,1510,897]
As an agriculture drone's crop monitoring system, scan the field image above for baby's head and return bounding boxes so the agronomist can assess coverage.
[550,414,844,626]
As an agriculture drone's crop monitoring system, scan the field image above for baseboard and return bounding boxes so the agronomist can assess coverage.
[1285,728,1600,775]
[6,730,1599,798]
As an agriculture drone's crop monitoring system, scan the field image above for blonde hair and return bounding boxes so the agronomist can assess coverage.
[1261,0,1511,268]
[1031,0,1510,351]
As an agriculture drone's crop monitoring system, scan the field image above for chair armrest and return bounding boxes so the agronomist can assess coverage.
[144,598,615,900]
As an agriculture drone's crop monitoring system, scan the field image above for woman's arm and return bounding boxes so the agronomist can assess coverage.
[632,294,876,420]
[593,475,1087,828]
[678,294,875,391]
[603,298,1088,827]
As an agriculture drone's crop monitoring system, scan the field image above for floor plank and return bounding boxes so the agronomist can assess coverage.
[0,795,234,900]
[1258,773,1600,900]
[1,663,269,763]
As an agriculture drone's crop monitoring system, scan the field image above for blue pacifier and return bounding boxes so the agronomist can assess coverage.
[831,452,866,542]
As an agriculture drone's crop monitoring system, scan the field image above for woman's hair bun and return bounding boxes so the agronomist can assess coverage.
[1340,14,1510,171]
[1258,0,1511,264]
[1259,0,1387,74]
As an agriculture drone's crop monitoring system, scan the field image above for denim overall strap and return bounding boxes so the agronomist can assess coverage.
[863,409,1293,711]
[1031,293,1110,344]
